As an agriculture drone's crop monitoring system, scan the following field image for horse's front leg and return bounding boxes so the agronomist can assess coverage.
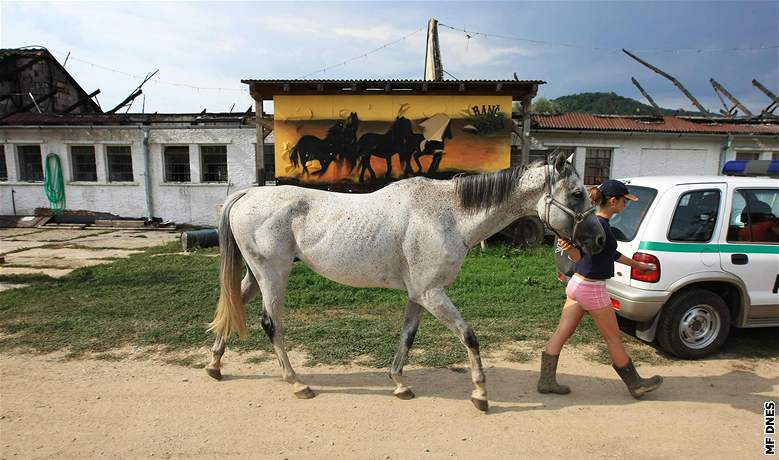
[206,272,260,380]
[417,288,488,412]
[384,155,393,178]
[390,300,423,399]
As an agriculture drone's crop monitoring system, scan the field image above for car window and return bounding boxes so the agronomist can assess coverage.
[610,185,657,241]
[727,189,779,244]
[667,189,720,242]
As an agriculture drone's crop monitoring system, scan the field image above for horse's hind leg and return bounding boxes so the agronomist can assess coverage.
[417,288,488,412]
[250,259,315,399]
[206,271,261,380]
[390,300,423,399]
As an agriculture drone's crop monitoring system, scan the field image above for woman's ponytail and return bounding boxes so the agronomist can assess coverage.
[589,186,605,207]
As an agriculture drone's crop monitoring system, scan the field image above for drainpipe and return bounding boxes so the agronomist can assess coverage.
[719,134,733,175]
[142,126,154,220]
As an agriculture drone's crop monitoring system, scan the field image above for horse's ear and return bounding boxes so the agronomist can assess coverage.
[554,151,568,175]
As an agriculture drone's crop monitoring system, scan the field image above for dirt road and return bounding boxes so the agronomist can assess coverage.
[1,349,776,459]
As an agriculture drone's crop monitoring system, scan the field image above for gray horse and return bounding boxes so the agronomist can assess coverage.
[206,152,605,412]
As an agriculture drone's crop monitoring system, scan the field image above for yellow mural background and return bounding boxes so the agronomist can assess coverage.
[274,95,512,183]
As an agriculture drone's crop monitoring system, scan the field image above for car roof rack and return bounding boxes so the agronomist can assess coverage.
[722,160,779,178]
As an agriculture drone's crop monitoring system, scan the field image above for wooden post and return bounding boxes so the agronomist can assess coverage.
[521,95,531,167]
[710,79,753,117]
[630,77,662,113]
[255,95,266,185]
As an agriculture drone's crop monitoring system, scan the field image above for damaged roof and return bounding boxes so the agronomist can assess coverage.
[0,111,256,126]
[532,113,779,135]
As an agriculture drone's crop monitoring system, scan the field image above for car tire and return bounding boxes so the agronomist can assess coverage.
[656,288,730,359]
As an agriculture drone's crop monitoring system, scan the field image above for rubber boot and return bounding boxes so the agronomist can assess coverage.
[613,359,663,399]
[537,351,571,394]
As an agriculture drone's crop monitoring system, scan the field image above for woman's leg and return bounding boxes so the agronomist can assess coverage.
[544,297,585,355]
[589,307,663,398]
[588,307,629,367]
[538,298,585,394]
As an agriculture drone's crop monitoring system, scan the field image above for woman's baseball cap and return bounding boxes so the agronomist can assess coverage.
[598,179,638,201]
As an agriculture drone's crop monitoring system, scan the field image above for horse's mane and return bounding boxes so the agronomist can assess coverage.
[454,166,529,212]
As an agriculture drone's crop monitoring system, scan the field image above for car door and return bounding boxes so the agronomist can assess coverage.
[720,186,779,321]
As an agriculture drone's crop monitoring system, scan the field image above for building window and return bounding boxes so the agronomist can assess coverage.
[164,146,190,182]
[736,152,761,161]
[200,145,228,182]
[772,152,778,161]
[18,145,43,182]
[71,145,97,182]
[106,145,134,182]
[584,148,612,185]
[0,145,7,181]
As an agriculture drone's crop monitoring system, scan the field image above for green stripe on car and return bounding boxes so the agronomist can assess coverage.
[638,241,779,254]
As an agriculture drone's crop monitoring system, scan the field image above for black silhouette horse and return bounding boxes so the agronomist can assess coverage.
[353,117,416,182]
[289,113,359,176]
[409,120,453,176]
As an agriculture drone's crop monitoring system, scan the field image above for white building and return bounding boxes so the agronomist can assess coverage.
[0,112,269,226]
[527,113,779,185]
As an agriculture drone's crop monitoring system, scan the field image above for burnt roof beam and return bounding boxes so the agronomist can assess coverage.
[709,79,753,117]
[623,49,713,118]
[63,89,101,113]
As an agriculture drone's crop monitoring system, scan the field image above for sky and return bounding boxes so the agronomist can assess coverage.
[1,1,777,115]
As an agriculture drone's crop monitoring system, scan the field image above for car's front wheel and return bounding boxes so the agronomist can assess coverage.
[656,288,730,359]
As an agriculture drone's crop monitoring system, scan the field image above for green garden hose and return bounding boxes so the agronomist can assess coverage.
[44,153,66,214]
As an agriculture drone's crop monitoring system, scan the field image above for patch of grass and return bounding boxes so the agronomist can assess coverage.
[0,273,57,284]
[2,240,775,366]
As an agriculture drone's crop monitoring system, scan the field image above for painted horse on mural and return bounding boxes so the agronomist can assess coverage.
[353,116,417,182]
[205,152,605,412]
[408,114,453,176]
[288,112,359,176]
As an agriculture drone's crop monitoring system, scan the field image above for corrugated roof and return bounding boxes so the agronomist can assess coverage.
[532,113,779,135]
[242,78,545,84]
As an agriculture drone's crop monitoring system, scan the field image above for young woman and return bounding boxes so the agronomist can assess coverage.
[538,179,663,399]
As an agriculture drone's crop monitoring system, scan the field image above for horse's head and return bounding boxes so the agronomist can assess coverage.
[536,152,605,255]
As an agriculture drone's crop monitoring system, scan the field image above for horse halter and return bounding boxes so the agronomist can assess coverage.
[542,166,596,242]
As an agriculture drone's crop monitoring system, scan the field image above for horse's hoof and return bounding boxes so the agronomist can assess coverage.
[294,386,316,399]
[470,397,489,412]
[394,388,415,400]
[205,367,222,381]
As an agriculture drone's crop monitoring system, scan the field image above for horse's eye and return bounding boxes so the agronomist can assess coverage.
[572,190,583,199]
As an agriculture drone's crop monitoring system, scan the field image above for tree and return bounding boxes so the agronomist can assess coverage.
[531,97,564,114]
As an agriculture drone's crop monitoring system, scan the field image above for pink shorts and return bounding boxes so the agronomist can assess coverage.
[566,275,612,311]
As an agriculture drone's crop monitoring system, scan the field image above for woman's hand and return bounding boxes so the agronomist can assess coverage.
[636,262,657,273]
[558,239,582,262]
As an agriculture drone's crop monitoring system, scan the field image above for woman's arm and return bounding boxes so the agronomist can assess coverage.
[617,254,656,273]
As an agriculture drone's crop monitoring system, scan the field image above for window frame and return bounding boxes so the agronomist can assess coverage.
[735,151,762,161]
[666,188,722,243]
[69,144,98,182]
[0,145,7,181]
[16,144,44,182]
[163,145,191,183]
[200,145,228,183]
[105,145,134,183]
[583,147,612,185]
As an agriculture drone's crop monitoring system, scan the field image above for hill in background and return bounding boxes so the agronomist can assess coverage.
[526,92,701,116]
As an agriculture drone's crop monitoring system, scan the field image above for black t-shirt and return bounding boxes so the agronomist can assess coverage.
[574,216,622,280]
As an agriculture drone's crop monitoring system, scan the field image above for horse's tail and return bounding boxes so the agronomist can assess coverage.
[208,190,250,340]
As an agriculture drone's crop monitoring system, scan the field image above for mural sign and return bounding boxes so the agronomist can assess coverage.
[274,95,512,185]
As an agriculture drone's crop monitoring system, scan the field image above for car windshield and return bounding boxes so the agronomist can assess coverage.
[610,185,657,241]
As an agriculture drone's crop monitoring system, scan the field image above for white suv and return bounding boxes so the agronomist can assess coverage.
[598,163,779,358]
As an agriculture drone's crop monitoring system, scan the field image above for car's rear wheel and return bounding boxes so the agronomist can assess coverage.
[656,289,730,359]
